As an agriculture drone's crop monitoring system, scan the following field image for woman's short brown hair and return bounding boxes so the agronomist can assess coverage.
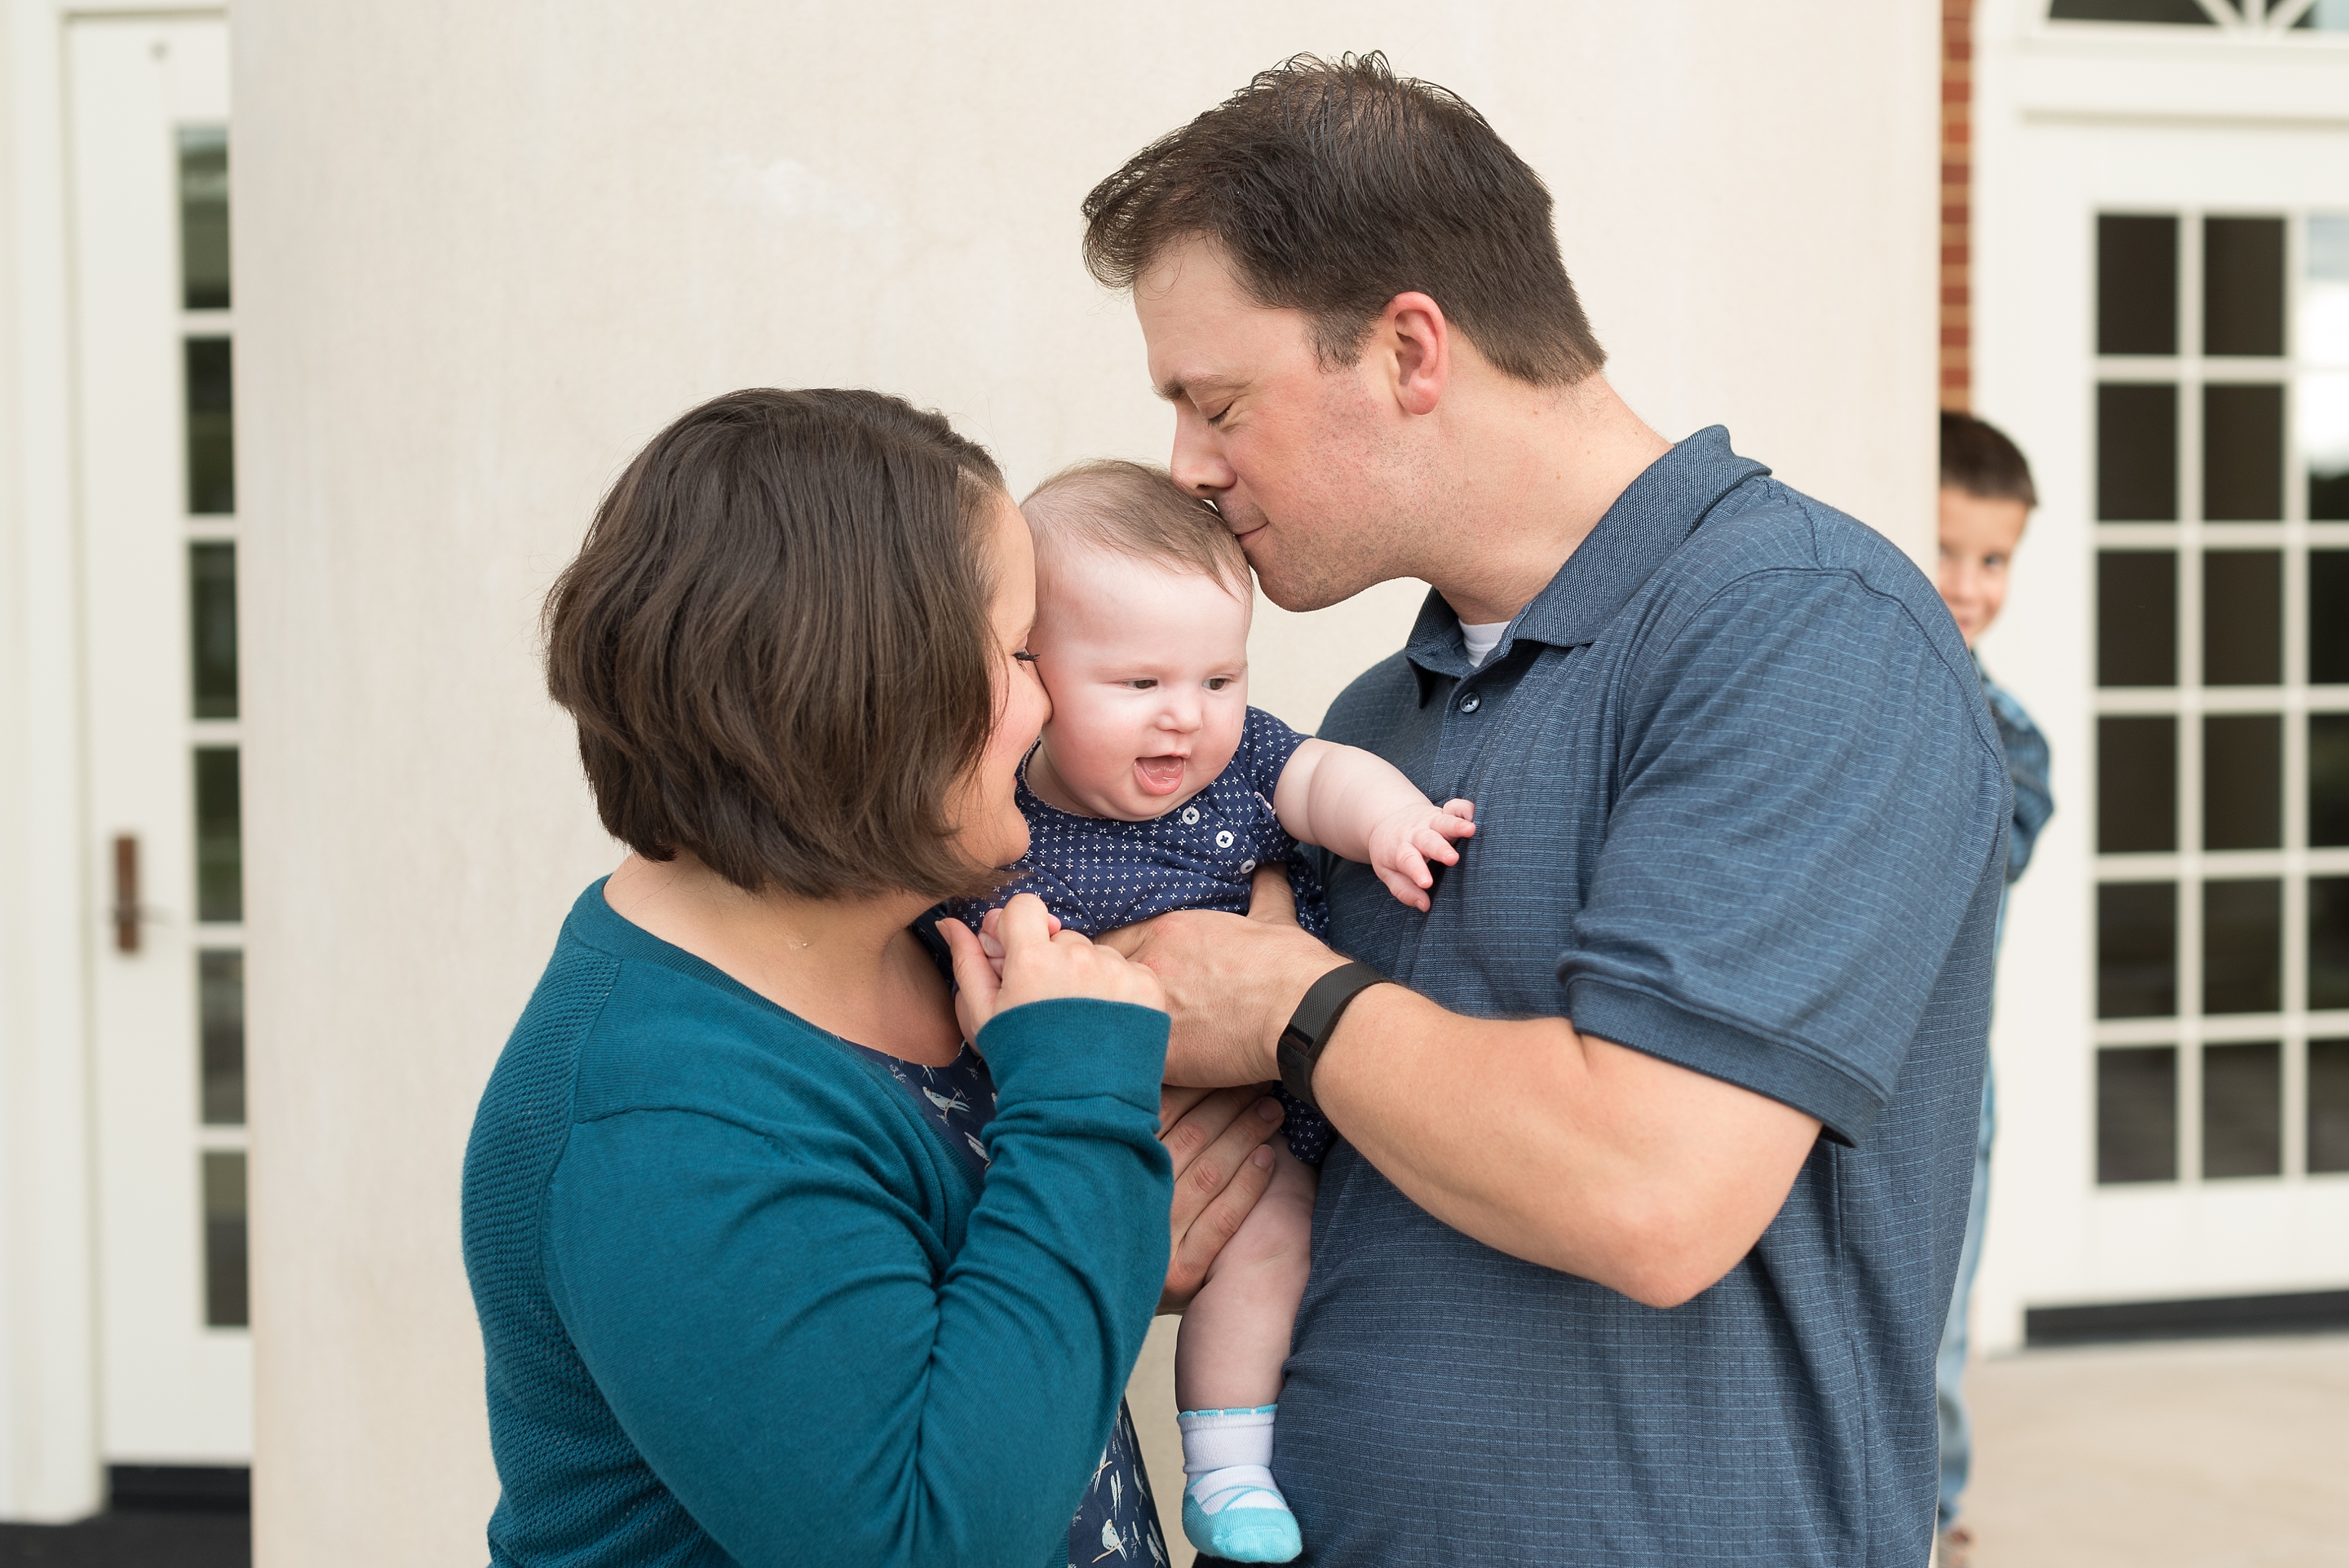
[544,387,1006,899]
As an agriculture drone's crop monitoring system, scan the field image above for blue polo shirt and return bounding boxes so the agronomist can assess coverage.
[1285,428,2010,1567]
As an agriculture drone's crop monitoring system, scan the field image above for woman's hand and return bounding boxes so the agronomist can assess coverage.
[1153,1084,1286,1314]
[936,894,1164,1040]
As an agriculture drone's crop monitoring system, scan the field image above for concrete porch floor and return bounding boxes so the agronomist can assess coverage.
[1960,1332,2349,1567]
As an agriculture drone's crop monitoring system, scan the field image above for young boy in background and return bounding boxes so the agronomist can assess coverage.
[1932,411,2055,1568]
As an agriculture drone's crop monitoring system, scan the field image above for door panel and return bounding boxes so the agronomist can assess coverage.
[69,15,249,1464]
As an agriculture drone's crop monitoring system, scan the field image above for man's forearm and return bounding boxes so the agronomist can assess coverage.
[1308,987,1822,1308]
[1114,893,1821,1307]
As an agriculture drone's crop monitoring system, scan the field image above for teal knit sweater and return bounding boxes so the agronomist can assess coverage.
[461,882,1174,1566]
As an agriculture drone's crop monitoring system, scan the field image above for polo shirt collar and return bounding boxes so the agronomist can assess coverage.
[1401,426,1771,694]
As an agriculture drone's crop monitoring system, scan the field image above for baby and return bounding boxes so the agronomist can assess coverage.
[947,460,1475,1564]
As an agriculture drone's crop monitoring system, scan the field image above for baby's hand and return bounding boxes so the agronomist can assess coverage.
[975,903,1062,979]
[1365,797,1476,912]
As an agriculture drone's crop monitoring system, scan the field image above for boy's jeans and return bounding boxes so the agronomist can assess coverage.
[1936,1068,1994,1533]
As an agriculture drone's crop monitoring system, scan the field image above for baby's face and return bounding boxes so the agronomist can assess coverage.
[1025,543,1251,823]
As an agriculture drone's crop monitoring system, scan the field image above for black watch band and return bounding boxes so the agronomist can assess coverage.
[1276,961,1389,1111]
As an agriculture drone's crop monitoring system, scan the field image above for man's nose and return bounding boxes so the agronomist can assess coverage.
[1170,407,1236,501]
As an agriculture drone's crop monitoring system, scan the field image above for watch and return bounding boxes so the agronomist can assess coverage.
[1275,961,1390,1111]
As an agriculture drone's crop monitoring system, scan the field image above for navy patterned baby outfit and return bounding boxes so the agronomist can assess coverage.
[946,706,1337,1165]
[846,1036,1170,1567]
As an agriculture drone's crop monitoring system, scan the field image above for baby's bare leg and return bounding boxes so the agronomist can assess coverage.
[1175,1146,1316,1411]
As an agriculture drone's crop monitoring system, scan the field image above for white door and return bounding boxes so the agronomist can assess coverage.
[69,15,250,1464]
[1973,0,2349,1350]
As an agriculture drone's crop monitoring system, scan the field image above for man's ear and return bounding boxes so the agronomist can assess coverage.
[1383,291,1451,417]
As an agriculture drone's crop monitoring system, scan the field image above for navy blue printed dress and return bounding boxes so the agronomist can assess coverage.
[945,707,1336,1164]
[847,1037,1170,1566]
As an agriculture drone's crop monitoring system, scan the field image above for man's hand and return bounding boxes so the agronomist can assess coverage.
[1365,797,1475,912]
[1153,1084,1286,1313]
[1099,865,1347,1089]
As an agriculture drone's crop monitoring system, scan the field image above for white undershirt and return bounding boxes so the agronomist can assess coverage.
[1461,621,1511,668]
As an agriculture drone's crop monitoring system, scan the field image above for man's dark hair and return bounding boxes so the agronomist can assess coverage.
[544,387,1007,900]
[1940,410,2038,509]
[1082,52,1605,387]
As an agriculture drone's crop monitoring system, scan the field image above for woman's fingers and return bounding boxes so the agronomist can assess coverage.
[993,893,1064,957]
[992,894,1166,1014]
[935,918,999,1038]
[1245,864,1299,927]
[1157,1086,1285,1313]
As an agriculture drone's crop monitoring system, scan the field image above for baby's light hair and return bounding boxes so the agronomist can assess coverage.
[1021,459,1251,598]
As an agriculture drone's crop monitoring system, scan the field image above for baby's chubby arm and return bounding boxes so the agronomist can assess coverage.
[1272,740,1475,913]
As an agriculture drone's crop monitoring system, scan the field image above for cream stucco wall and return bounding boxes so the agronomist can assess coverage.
[232,4,1936,1560]
[0,0,102,1525]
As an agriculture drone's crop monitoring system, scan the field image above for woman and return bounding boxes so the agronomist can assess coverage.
[462,388,1285,1566]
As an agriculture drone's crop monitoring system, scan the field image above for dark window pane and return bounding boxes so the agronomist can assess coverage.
[2202,1041,2281,1178]
[2203,878,2281,1014]
[189,541,237,719]
[2099,1046,2179,1184]
[2314,714,2349,848]
[184,337,233,515]
[2201,550,2280,686]
[2314,553,2349,682]
[2057,0,2215,18]
[2099,550,2178,687]
[2099,716,2177,853]
[2057,0,2216,18]
[2315,470,2349,521]
[177,126,228,311]
[2100,881,2177,1018]
[202,1151,246,1328]
[2311,1039,2349,1175]
[2203,384,2283,521]
[2099,384,2178,519]
[193,747,241,923]
[2314,877,2349,1011]
[2204,218,2285,357]
[2098,214,2182,351]
[197,949,243,1126]
[2204,714,2281,850]
[2315,390,2349,520]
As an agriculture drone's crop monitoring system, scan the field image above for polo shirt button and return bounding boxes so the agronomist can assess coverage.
[1181,807,1201,824]
[1458,693,1482,713]
[1216,830,1235,849]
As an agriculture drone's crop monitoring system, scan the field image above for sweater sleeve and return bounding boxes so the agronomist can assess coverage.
[541,998,1172,1568]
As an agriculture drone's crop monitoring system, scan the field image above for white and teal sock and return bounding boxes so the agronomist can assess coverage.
[1176,1405,1300,1565]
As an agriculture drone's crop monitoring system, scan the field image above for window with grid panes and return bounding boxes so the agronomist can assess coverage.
[181,124,246,1326]
[2049,0,2349,31]
[2094,210,2349,1186]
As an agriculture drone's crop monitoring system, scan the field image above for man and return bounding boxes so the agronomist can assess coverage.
[1087,55,2011,1566]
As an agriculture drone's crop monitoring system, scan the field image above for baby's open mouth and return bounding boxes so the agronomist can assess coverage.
[1134,755,1187,795]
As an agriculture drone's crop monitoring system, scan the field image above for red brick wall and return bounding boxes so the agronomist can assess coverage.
[1942,0,1973,413]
